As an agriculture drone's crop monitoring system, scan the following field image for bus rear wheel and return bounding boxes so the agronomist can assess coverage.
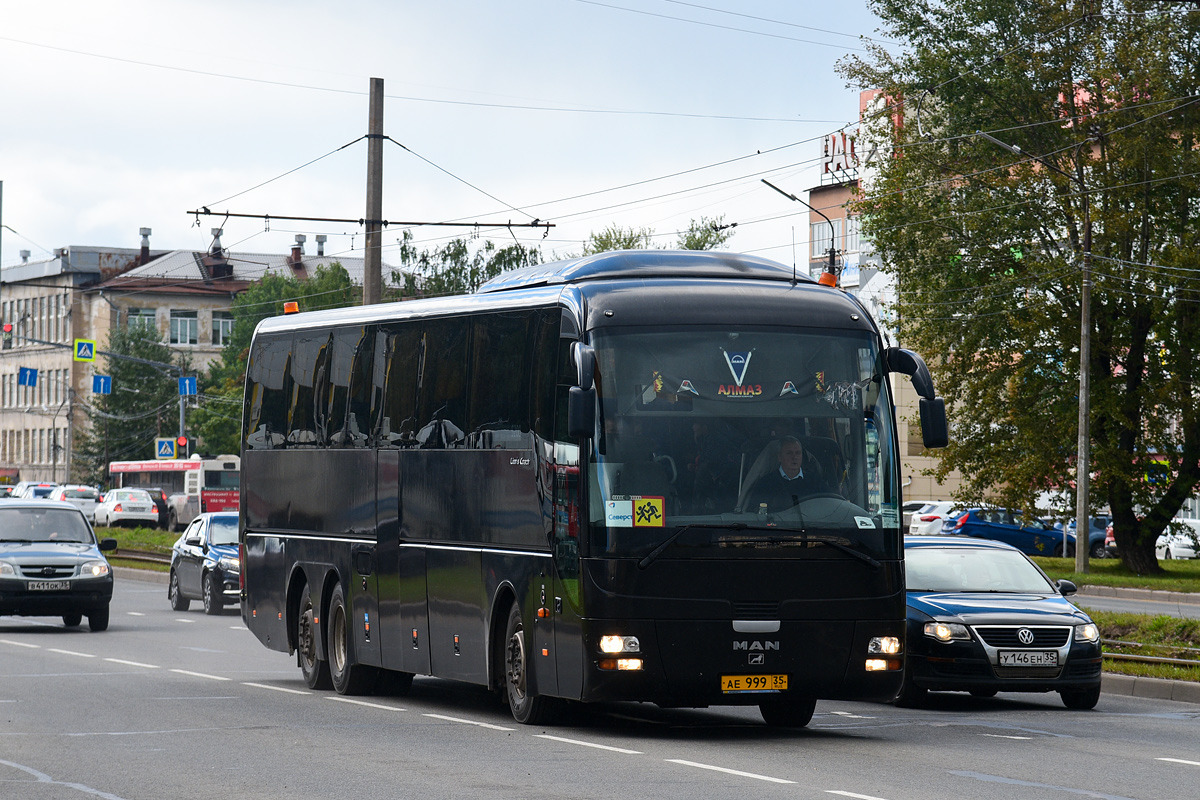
[758,696,816,728]
[328,583,376,695]
[297,589,331,690]
[503,603,559,725]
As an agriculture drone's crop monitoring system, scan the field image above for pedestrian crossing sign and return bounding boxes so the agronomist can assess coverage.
[155,437,178,459]
[74,339,97,362]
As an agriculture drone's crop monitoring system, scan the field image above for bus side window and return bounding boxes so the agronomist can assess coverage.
[467,312,533,448]
[289,331,330,447]
[377,324,420,447]
[342,327,374,448]
[245,334,292,450]
[416,319,467,449]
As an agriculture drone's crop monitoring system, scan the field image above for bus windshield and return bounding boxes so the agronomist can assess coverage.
[587,327,900,560]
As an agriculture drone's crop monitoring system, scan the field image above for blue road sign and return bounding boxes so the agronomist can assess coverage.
[178,376,197,396]
[155,438,177,459]
[17,367,37,387]
[93,375,112,395]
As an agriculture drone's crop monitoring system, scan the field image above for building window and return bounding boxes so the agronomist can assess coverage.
[170,310,198,345]
[811,219,843,260]
[845,216,860,254]
[212,311,234,346]
[128,308,156,330]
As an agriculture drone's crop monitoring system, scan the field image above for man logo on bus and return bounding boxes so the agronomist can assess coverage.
[633,497,664,527]
[723,350,752,386]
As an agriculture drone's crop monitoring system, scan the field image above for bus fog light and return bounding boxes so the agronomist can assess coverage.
[868,636,901,655]
[599,635,640,654]
[865,659,888,671]
[617,658,643,671]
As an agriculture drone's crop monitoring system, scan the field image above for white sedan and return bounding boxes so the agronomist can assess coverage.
[1157,521,1200,560]
[94,488,159,528]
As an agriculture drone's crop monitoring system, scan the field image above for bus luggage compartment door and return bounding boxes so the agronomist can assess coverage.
[351,545,381,668]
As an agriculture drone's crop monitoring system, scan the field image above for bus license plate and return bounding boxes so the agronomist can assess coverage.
[721,674,788,693]
[999,650,1058,667]
[28,581,70,591]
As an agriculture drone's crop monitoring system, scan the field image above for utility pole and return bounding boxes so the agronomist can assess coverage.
[364,77,384,306]
[978,131,1094,572]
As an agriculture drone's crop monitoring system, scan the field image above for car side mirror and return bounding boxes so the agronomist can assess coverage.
[1057,579,1077,596]
[99,538,117,551]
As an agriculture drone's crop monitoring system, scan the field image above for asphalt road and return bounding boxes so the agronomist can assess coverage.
[1,573,1198,800]
[1073,593,1200,620]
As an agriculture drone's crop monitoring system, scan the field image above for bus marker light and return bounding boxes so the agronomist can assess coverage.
[537,607,548,618]
[542,648,549,657]
[283,301,300,314]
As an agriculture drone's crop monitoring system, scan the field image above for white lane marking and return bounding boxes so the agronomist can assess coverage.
[949,770,1138,800]
[0,639,40,649]
[830,711,875,719]
[175,618,195,624]
[229,625,248,631]
[980,733,1033,740]
[666,759,795,784]
[535,734,643,754]
[242,682,309,695]
[170,669,230,681]
[0,757,131,800]
[421,713,514,731]
[1158,758,1200,767]
[826,792,892,800]
[329,697,405,711]
[105,658,160,669]
[126,612,145,616]
[47,648,96,658]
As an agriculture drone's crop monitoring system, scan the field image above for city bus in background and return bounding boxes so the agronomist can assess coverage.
[108,454,240,530]
[238,250,948,726]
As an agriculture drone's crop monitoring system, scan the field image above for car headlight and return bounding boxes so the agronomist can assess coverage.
[923,621,971,643]
[0,561,15,577]
[1075,623,1100,643]
[78,560,110,578]
[218,556,240,572]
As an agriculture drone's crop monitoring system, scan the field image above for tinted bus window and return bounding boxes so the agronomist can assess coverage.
[416,318,467,448]
[245,334,292,450]
[340,327,374,447]
[289,331,330,447]
[379,324,421,446]
[468,312,533,447]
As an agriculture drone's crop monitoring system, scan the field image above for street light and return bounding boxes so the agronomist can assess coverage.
[978,131,1094,573]
[761,179,840,286]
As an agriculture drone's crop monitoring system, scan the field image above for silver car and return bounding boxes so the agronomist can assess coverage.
[94,488,159,528]
[48,485,102,524]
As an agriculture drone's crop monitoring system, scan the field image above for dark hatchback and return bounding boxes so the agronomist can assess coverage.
[168,513,239,614]
[897,535,1102,709]
[0,499,117,631]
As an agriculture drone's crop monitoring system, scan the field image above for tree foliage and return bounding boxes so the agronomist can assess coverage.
[394,232,543,297]
[71,325,193,486]
[581,216,736,254]
[840,0,1200,572]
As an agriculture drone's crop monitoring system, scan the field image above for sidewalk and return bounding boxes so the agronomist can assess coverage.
[1077,584,1200,605]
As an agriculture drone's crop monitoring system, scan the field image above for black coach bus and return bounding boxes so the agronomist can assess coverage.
[239,250,948,726]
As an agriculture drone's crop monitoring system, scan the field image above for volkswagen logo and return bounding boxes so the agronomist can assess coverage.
[1017,628,1035,645]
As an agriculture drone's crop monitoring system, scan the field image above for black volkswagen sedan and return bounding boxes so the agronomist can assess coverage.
[897,535,1103,709]
[168,513,239,615]
[0,499,116,631]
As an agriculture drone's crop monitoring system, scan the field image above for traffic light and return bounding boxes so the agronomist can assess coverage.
[2,323,12,350]
[175,435,188,457]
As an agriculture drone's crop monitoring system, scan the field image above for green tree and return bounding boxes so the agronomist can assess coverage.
[676,215,737,250]
[581,216,736,255]
[582,224,655,254]
[190,263,358,455]
[71,325,193,487]
[394,232,542,297]
[840,0,1200,572]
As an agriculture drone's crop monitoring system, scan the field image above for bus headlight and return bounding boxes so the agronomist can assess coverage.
[599,635,640,654]
[868,636,901,655]
[78,560,110,578]
[924,622,970,643]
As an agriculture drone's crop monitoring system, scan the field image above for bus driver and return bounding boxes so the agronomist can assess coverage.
[745,435,828,514]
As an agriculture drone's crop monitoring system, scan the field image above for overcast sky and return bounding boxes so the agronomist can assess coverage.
[0,0,890,273]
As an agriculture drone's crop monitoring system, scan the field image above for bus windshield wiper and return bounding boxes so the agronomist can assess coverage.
[717,533,881,569]
[637,523,753,569]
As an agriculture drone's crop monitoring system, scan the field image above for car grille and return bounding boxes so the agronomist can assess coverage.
[993,665,1063,679]
[18,564,75,578]
[732,602,779,619]
[972,626,1071,647]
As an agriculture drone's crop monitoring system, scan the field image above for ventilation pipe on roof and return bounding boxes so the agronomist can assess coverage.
[288,235,308,280]
[315,234,326,257]
[294,234,306,255]
[19,250,29,264]
[139,227,152,265]
[203,227,233,281]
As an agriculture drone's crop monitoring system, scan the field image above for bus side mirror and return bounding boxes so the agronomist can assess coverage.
[573,342,595,391]
[568,387,596,438]
[919,397,949,449]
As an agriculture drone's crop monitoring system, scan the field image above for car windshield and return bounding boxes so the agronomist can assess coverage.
[906,546,1057,593]
[208,517,238,545]
[0,507,94,544]
[585,326,901,560]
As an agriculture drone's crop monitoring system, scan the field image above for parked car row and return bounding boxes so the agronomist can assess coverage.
[3,482,171,529]
[1104,518,1200,560]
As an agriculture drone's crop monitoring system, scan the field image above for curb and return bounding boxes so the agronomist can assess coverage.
[1077,584,1200,606]
[1102,673,1200,705]
[114,566,169,585]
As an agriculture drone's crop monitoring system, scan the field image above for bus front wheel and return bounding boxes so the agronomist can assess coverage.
[503,603,559,725]
[328,583,376,695]
[297,589,331,690]
[759,696,816,728]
